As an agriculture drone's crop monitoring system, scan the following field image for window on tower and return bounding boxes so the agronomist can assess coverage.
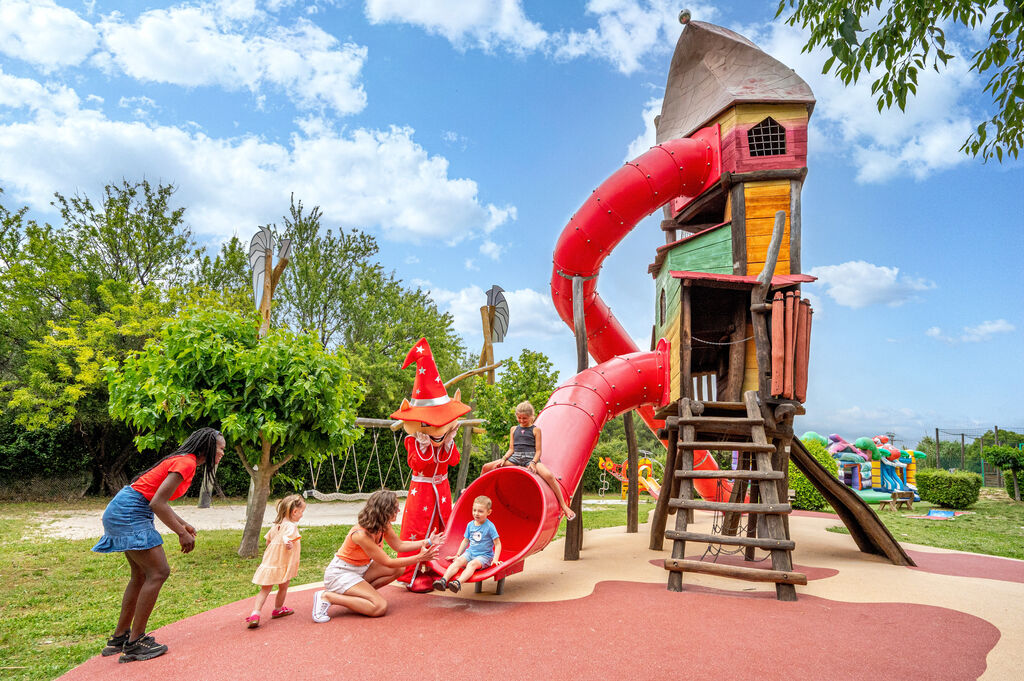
[747,117,787,156]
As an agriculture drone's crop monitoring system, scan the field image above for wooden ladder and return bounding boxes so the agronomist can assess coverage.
[663,391,806,601]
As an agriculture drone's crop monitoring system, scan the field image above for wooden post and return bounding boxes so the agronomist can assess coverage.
[258,247,273,337]
[935,428,940,468]
[750,212,786,398]
[624,411,639,533]
[960,432,966,470]
[455,425,472,500]
[649,420,678,550]
[681,283,692,399]
[565,275,588,560]
[994,426,1001,447]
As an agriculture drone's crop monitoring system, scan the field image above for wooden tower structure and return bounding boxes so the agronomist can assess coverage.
[645,20,914,600]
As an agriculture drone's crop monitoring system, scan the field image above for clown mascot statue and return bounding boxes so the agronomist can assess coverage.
[390,338,471,592]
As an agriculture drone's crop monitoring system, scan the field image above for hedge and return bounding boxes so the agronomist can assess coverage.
[917,469,982,509]
[1004,470,1022,501]
[790,438,835,511]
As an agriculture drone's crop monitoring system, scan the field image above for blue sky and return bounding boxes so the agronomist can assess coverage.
[1,0,1021,445]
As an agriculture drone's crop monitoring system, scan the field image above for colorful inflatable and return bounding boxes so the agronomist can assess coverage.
[802,431,926,503]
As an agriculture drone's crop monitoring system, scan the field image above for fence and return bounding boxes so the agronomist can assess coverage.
[299,417,485,502]
[921,425,1024,488]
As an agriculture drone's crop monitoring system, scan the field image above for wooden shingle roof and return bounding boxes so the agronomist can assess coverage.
[656,21,815,143]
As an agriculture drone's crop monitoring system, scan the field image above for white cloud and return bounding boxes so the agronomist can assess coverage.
[553,1,716,75]
[95,5,368,115]
[427,285,564,339]
[464,258,478,271]
[479,239,502,260]
[624,96,662,160]
[753,21,979,182]
[364,0,547,53]
[808,260,934,308]
[404,255,420,264]
[0,72,513,245]
[0,0,99,71]
[118,95,160,119]
[927,319,1016,343]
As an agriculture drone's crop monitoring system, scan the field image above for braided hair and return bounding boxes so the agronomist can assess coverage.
[131,427,224,492]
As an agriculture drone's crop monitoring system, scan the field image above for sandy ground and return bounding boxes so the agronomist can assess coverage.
[30,498,635,540]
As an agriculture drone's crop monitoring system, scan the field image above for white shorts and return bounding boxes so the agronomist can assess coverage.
[323,556,371,594]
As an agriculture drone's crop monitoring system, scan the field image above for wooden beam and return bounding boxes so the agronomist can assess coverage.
[751,212,786,397]
[454,425,473,501]
[668,498,792,514]
[668,400,695,591]
[676,469,784,480]
[664,558,807,585]
[789,179,803,274]
[665,530,795,551]
[649,416,679,550]
[730,184,747,275]
[565,275,588,561]
[681,284,692,399]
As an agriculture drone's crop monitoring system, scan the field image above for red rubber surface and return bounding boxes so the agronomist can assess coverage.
[59,579,999,681]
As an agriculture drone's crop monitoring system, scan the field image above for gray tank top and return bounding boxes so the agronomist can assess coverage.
[513,425,536,452]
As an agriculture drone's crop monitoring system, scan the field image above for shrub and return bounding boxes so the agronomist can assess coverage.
[789,438,835,511]
[1004,470,1022,502]
[917,469,982,509]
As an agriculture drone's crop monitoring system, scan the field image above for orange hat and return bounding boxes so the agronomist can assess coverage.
[389,338,471,426]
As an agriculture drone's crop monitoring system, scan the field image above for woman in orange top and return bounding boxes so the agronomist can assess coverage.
[92,427,225,663]
[312,490,440,622]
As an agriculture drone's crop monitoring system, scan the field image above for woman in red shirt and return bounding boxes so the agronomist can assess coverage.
[92,427,225,663]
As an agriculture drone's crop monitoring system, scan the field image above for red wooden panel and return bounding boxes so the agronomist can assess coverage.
[784,292,797,399]
[771,292,785,396]
[795,299,811,402]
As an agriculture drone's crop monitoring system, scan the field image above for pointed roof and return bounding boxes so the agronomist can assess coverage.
[657,21,815,143]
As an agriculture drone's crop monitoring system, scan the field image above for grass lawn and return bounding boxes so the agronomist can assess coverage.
[0,495,650,681]
[825,489,1024,560]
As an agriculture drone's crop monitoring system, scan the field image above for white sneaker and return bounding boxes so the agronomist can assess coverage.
[312,590,331,623]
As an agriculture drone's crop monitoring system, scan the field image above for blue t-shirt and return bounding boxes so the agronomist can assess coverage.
[463,518,499,558]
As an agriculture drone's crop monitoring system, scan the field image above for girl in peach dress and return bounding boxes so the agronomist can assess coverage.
[245,494,305,628]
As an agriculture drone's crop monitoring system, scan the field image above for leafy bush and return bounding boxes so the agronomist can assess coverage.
[917,469,982,509]
[789,438,835,511]
[982,444,1024,501]
[1005,471,1021,501]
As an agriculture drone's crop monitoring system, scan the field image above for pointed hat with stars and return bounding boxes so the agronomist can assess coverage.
[389,338,471,426]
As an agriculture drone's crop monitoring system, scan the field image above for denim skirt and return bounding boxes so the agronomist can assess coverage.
[91,486,164,553]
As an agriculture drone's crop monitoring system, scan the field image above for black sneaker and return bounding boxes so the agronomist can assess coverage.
[119,634,168,663]
[101,632,129,656]
[447,579,461,593]
[432,578,447,591]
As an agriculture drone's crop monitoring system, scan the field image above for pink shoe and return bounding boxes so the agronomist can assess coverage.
[271,606,294,619]
[245,614,260,629]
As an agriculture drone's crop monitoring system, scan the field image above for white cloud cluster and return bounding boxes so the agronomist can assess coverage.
[0,70,513,245]
[365,0,546,53]
[365,0,716,74]
[553,0,716,75]
[754,21,979,182]
[427,284,564,340]
[807,260,934,309]
[926,319,1015,343]
[624,96,662,160]
[0,0,99,71]
[0,1,368,115]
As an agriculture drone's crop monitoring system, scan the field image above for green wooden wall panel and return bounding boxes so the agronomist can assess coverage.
[653,225,732,338]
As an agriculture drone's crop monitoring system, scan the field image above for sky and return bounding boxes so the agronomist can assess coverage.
[1,0,1021,447]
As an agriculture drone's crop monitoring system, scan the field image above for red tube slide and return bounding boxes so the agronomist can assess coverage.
[430,130,726,582]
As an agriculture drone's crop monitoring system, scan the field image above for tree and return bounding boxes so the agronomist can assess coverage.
[778,0,1024,161]
[6,284,173,492]
[981,444,1024,500]
[53,179,201,288]
[194,235,252,313]
[272,196,470,418]
[472,349,559,453]
[107,309,366,557]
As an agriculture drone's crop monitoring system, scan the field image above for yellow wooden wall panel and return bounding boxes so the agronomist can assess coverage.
[744,182,792,276]
[663,310,681,402]
[731,103,809,127]
[742,333,759,394]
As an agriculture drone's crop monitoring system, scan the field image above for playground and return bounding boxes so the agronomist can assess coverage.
[3,12,1021,681]
[51,506,1023,681]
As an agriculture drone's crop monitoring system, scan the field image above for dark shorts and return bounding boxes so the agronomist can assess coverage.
[91,486,164,553]
[508,452,535,467]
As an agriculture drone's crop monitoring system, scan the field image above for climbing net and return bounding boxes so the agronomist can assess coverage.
[698,464,771,564]
[303,418,411,502]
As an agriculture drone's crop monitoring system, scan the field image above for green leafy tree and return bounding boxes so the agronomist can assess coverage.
[473,349,560,453]
[53,179,201,288]
[271,196,469,418]
[6,284,173,492]
[778,0,1024,161]
[107,309,366,557]
[194,235,252,313]
[982,444,1024,500]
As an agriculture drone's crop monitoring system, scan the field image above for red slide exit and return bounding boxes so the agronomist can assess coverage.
[431,129,727,582]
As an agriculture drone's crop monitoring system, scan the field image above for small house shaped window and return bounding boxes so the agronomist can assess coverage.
[747,117,786,157]
[659,288,667,326]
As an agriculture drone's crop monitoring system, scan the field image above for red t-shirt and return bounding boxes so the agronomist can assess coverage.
[131,454,198,501]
